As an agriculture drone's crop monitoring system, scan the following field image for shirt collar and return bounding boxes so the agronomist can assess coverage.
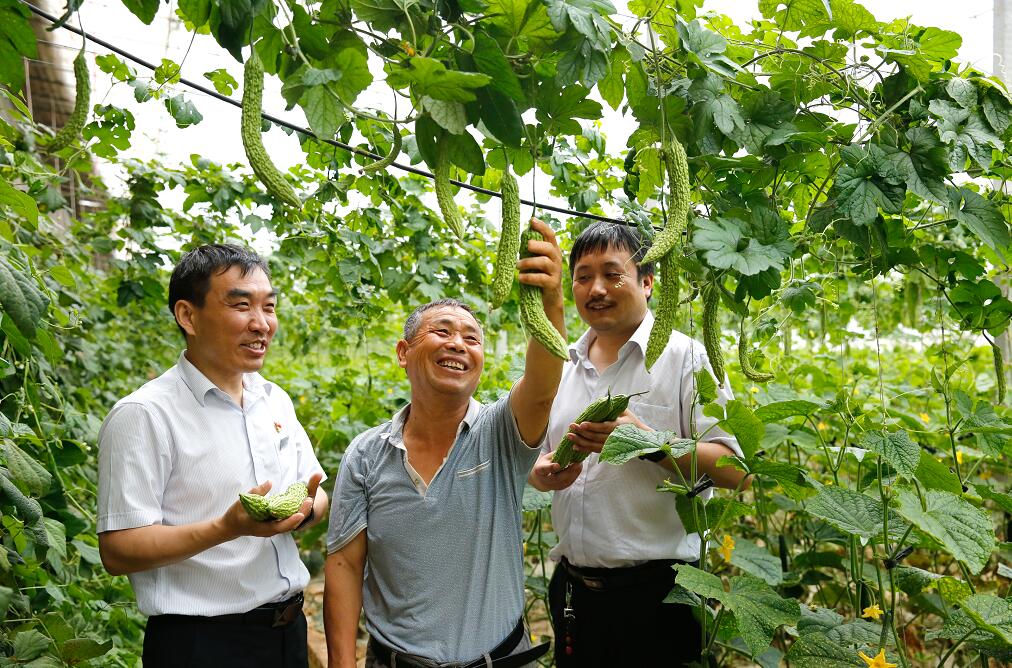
[384,397,483,450]
[571,310,655,367]
[176,351,272,407]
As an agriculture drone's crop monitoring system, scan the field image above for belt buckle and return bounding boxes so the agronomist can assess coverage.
[581,575,606,591]
[271,600,301,627]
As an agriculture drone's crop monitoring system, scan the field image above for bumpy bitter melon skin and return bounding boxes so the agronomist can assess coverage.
[48,50,90,152]
[518,228,568,360]
[738,317,775,383]
[551,392,639,468]
[0,260,36,338]
[644,251,678,370]
[490,169,521,309]
[241,51,302,209]
[362,129,402,173]
[433,135,464,238]
[701,282,726,388]
[239,481,309,520]
[641,137,690,265]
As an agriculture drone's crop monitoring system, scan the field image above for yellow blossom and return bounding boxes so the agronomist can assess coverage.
[980,469,994,480]
[817,422,828,431]
[918,412,930,424]
[956,450,964,465]
[749,386,759,394]
[718,534,735,561]
[861,604,883,621]
[858,649,897,668]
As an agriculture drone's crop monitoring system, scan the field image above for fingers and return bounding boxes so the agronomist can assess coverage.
[249,480,273,495]
[528,217,559,246]
[306,472,323,497]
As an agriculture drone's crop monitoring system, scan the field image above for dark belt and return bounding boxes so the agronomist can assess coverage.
[368,617,550,668]
[151,592,304,628]
[560,557,692,592]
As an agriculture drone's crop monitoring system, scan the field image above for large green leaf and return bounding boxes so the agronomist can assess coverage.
[716,400,765,460]
[693,217,792,276]
[961,594,1012,644]
[750,460,813,500]
[472,33,525,102]
[0,0,36,93]
[860,429,919,479]
[675,566,799,656]
[754,400,821,423]
[2,441,51,497]
[485,0,559,51]
[386,58,492,102]
[521,484,552,511]
[675,496,753,534]
[951,188,1012,256]
[833,143,906,226]
[913,451,962,493]
[729,538,783,585]
[785,632,864,667]
[600,424,680,465]
[894,487,996,574]
[805,486,887,542]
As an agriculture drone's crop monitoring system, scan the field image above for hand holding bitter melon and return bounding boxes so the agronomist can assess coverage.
[552,391,647,468]
[239,481,309,521]
[516,219,568,360]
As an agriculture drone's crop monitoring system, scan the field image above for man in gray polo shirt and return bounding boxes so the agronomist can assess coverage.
[324,219,566,668]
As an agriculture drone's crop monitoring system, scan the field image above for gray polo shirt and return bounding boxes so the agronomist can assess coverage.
[327,392,541,663]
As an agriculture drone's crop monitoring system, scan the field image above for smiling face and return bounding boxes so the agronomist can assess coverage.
[176,265,278,384]
[396,305,484,401]
[571,245,653,337]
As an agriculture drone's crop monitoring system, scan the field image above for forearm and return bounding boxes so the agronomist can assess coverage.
[673,440,750,490]
[99,519,233,576]
[324,547,365,668]
[522,294,566,404]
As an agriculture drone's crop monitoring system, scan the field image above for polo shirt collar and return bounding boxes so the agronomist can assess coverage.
[571,310,655,368]
[384,397,482,450]
[176,351,273,407]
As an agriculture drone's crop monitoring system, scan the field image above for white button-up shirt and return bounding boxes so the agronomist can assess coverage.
[545,311,740,567]
[97,352,325,616]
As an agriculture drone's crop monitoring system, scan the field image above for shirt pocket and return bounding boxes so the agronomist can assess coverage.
[455,459,491,479]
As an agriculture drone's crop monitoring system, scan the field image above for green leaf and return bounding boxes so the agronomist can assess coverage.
[329,47,373,104]
[693,217,792,276]
[961,593,1012,644]
[485,0,559,51]
[694,368,718,405]
[534,82,602,136]
[210,0,256,61]
[860,430,919,479]
[976,485,1012,514]
[675,566,799,656]
[717,400,764,460]
[598,45,628,110]
[121,0,160,24]
[785,632,864,667]
[947,77,978,110]
[750,460,813,501]
[754,400,820,423]
[472,33,524,102]
[164,94,203,128]
[203,68,238,95]
[301,84,348,141]
[879,128,949,203]
[178,0,212,26]
[676,496,753,534]
[951,188,1012,256]
[2,441,51,496]
[600,424,678,464]
[0,0,37,92]
[729,538,783,585]
[422,97,466,135]
[894,487,996,574]
[58,638,113,662]
[806,486,888,542]
[833,144,906,226]
[387,57,491,102]
[476,88,523,147]
[0,180,39,228]
[12,629,51,661]
[521,484,552,511]
[447,132,485,175]
[914,451,962,493]
[43,517,67,565]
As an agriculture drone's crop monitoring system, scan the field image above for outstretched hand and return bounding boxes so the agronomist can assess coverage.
[530,451,583,491]
[569,409,648,455]
[222,472,324,539]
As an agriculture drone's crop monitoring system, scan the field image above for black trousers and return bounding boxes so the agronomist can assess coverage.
[548,561,702,667]
[143,610,309,668]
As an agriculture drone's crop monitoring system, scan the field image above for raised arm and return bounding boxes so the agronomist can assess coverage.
[324,530,367,668]
[510,218,566,445]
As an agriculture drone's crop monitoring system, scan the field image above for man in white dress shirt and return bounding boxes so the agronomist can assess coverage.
[97,244,328,668]
[528,222,750,667]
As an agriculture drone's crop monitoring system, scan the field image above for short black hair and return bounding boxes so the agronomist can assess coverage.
[168,244,270,335]
[403,299,480,340]
[569,222,654,279]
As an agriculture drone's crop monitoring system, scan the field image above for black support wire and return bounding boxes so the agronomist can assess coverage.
[23,1,635,227]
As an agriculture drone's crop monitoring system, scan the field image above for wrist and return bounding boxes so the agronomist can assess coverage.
[296,505,315,530]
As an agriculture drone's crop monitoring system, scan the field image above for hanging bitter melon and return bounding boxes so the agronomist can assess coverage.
[490,168,521,309]
[641,137,690,265]
[518,227,568,360]
[47,49,90,152]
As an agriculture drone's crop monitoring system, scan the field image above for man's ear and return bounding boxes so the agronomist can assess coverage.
[642,273,655,300]
[395,339,409,369]
[174,300,198,338]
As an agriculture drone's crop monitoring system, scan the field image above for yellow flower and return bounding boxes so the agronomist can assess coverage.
[858,649,897,668]
[817,422,828,431]
[918,412,930,424]
[861,604,883,621]
[749,386,759,394]
[718,534,735,561]
[980,469,993,480]
[956,450,964,465]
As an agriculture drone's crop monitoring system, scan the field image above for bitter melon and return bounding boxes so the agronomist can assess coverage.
[433,135,464,238]
[239,481,309,521]
[362,128,402,173]
[48,49,90,152]
[0,261,36,338]
[641,137,690,265]
[644,250,678,370]
[994,342,1006,405]
[489,168,521,309]
[701,282,726,388]
[738,316,774,383]
[551,391,645,468]
[241,51,302,209]
[518,227,568,360]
